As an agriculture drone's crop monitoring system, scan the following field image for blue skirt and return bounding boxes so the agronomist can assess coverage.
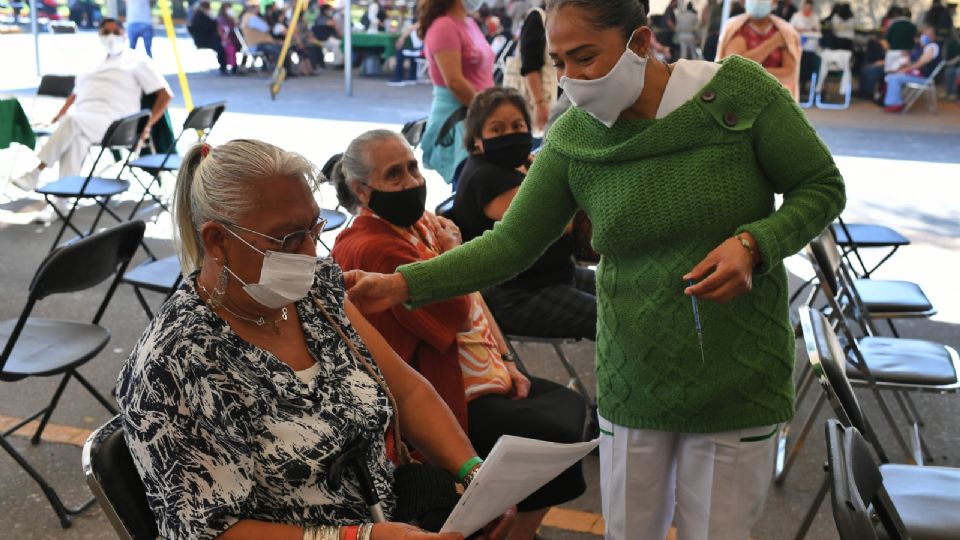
[421,86,469,185]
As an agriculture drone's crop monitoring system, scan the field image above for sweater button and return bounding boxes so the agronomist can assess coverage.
[723,111,738,127]
[700,91,717,102]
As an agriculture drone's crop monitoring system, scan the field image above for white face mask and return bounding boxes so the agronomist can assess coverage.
[745,0,773,19]
[559,31,647,128]
[463,0,485,13]
[223,228,317,309]
[99,34,127,56]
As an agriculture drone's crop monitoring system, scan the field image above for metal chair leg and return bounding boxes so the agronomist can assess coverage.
[902,392,926,427]
[775,392,826,484]
[869,387,916,464]
[0,434,96,528]
[891,390,933,463]
[72,372,119,415]
[133,286,156,320]
[31,372,72,444]
[792,475,830,540]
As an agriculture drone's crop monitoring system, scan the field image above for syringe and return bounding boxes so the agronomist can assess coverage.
[687,279,705,363]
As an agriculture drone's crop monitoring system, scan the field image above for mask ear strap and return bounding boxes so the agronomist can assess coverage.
[223,225,267,256]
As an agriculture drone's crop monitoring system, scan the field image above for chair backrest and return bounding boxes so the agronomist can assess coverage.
[1,221,145,372]
[824,420,910,540]
[320,152,343,182]
[806,229,845,296]
[101,110,151,150]
[799,307,889,461]
[37,74,75,98]
[82,415,159,540]
[401,118,428,149]
[182,101,227,133]
[234,26,257,55]
[435,195,455,220]
[29,220,144,301]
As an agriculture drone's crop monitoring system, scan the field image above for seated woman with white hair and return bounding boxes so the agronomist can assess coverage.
[115,139,512,540]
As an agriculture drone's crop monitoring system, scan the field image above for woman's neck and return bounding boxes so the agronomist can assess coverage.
[620,58,672,121]
[449,2,468,19]
[749,17,774,31]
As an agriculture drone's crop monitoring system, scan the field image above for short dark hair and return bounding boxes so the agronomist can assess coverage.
[99,17,123,30]
[546,0,648,39]
[463,87,532,154]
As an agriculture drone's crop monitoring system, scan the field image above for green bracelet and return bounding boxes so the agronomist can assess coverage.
[457,456,483,482]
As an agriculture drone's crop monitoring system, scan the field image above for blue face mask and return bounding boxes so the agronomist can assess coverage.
[463,0,486,13]
[920,34,932,46]
[744,0,773,18]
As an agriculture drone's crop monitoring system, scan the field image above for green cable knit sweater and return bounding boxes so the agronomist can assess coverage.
[400,56,846,432]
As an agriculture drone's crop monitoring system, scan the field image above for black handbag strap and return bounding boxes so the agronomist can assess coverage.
[434,106,468,148]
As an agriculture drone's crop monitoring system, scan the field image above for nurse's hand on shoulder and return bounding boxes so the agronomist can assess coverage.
[683,234,759,303]
[343,270,410,314]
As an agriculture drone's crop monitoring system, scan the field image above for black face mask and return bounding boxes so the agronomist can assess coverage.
[481,132,533,169]
[366,183,427,228]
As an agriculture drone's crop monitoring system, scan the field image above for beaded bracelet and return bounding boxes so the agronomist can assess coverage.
[343,525,360,540]
[457,456,484,482]
[734,233,759,265]
[461,465,481,489]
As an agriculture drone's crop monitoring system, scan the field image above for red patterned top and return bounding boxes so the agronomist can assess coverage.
[736,22,784,68]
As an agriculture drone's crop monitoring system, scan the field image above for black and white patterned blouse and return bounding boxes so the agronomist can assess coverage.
[116,258,396,540]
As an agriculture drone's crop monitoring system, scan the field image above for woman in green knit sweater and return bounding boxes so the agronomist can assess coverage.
[346,0,845,537]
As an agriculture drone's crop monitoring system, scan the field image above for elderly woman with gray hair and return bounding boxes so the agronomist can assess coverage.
[330,129,588,540]
[115,139,513,540]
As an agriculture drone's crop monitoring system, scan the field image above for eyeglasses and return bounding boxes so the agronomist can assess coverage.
[224,216,327,253]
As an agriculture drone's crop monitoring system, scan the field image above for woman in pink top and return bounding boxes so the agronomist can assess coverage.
[417,0,495,185]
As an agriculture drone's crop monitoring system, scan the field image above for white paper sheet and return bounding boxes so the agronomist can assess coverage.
[440,435,600,537]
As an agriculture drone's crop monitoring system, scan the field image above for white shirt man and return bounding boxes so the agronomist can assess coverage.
[13,18,172,191]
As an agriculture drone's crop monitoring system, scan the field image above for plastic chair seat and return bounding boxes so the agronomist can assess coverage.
[854,279,934,313]
[0,319,109,378]
[832,223,910,247]
[847,337,958,385]
[123,255,182,292]
[37,176,130,198]
[129,153,181,172]
[879,464,960,540]
[322,208,348,232]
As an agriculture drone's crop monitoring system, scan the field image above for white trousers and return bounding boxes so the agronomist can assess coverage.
[36,111,112,178]
[599,415,777,540]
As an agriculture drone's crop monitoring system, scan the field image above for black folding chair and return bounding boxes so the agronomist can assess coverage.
[777,236,952,484]
[122,254,184,320]
[787,308,960,540]
[0,221,145,528]
[808,228,935,338]
[789,217,911,307]
[31,75,76,140]
[126,101,227,220]
[35,110,149,252]
[82,415,159,540]
[832,217,911,278]
[823,421,911,540]
[401,118,428,149]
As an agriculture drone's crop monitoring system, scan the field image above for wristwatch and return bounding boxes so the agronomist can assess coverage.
[500,351,518,363]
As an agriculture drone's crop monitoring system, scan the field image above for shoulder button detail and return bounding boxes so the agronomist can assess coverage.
[722,111,738,128]
[700,90,717,103]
